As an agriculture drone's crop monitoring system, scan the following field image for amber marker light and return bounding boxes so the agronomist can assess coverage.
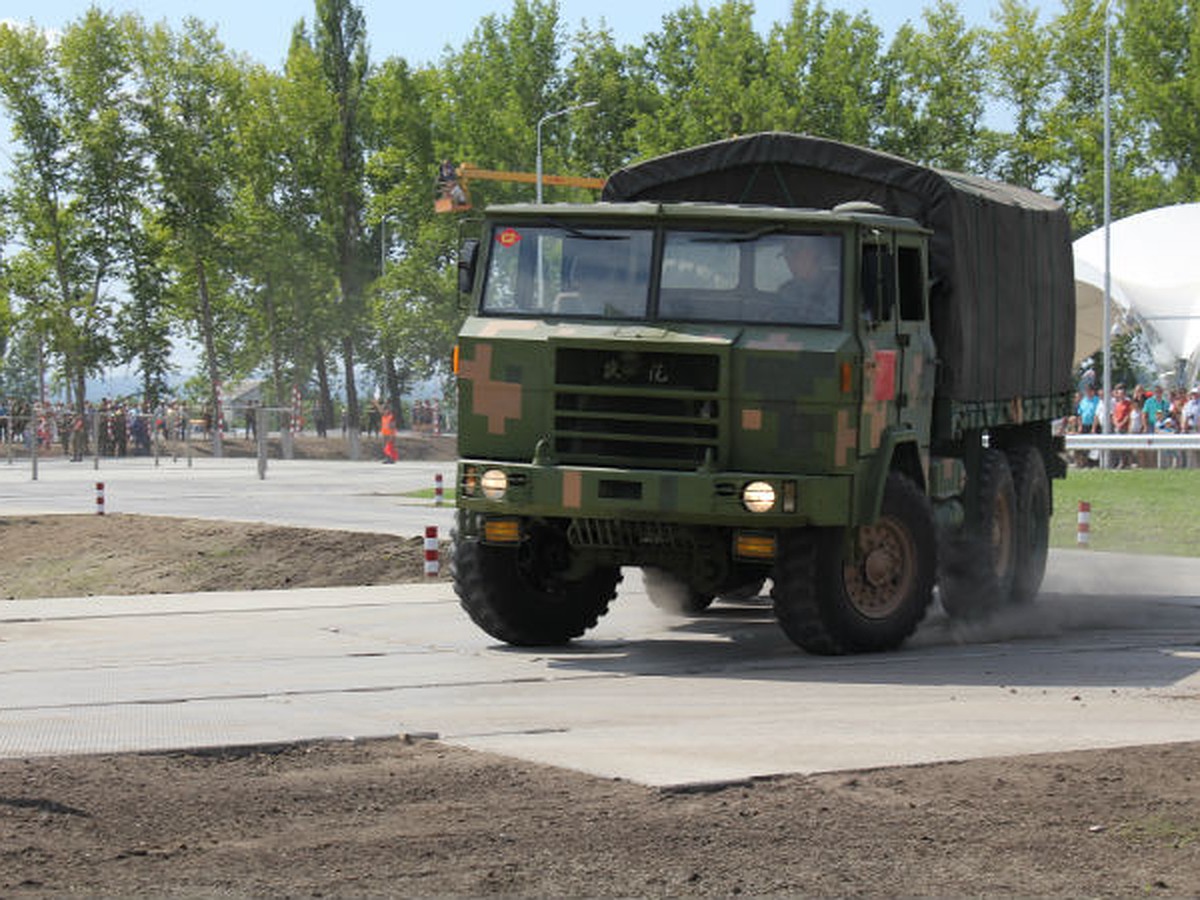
[452,344,460,375]
[484,518,521,543]
[734,531,777,560]
[461,466,479,497]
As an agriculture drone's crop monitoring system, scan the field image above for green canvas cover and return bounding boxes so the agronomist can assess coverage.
[603,133,1076,404]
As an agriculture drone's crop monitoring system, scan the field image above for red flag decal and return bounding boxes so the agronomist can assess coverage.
[872,350,897,402]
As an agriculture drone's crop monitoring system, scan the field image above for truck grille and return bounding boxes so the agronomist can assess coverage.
[553,348,721,469]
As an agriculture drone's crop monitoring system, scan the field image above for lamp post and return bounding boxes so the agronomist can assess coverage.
[1101,4,1113,464]
[535,100,598,204]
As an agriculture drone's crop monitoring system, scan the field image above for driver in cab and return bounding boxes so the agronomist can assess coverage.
[777,236,840,325]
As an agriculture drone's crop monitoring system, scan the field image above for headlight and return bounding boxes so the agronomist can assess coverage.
[742,480,776,513]
[481,468,509,501]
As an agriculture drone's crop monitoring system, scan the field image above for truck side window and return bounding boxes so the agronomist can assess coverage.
[897,246,925,321]
[860,245,895,323]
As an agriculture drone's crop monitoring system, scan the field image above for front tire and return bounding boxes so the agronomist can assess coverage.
[454,538,620,646]
[772,472,936,655]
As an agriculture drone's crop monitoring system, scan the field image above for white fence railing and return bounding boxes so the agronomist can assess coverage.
[1063,433,1200,451]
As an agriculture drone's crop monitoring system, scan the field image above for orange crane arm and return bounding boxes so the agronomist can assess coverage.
[458,164,605,190]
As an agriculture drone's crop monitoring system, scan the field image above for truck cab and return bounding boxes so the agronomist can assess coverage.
[454,200,939,653]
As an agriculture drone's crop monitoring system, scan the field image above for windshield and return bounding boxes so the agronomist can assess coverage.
[481,224,653,318]
[661,231,842,326]
[480,222,843,326]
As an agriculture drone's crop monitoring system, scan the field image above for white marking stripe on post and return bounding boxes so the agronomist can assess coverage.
[424,525,439,576]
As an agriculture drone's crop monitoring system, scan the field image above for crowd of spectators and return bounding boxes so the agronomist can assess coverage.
[3,394,451,457]
[1065,380,1200,468]
[0,398,203,459]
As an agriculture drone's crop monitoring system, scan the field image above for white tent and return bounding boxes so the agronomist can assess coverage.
[1073,203,1200,373]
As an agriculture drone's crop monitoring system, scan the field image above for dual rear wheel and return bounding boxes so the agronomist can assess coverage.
[940,445,1050,619]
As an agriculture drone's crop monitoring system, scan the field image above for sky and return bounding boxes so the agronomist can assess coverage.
[1,0,1058,71]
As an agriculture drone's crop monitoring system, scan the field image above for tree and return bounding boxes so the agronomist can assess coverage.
[878,0,986,170]
[131,17,245,454]
[764,1,884,144]
[561,22,648,177]
[1041,0,1162,233]
[434,0,568,204]
[0,13,142,420]
[311,0,370,455]
[633,1,769,154]
[277,22,345,434]
[1120,0,1200,203]
[982,0,1058,188]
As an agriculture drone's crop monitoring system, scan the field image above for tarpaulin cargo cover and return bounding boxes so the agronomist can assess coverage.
[603,132,1076,405]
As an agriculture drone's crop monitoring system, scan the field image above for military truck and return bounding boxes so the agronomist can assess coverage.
[451,133,1075,655]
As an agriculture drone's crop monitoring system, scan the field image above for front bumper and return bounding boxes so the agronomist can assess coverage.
[456,460,852,528]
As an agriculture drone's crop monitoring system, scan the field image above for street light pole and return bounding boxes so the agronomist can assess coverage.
[535,101,597,309]
[1102,5,1113,458]
[535,100,598,204]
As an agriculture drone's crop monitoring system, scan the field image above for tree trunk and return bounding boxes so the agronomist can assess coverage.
[314,341,333,436]
[73,368,88,457]
[195,257,223,458]
[342,332,360,460]
[384,353,404,429]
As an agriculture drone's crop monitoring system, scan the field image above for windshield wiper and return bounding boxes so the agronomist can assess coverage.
[538,218,631,240]
[688,224,785,244]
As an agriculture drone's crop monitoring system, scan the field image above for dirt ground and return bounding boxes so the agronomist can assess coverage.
[3,515,1200,897]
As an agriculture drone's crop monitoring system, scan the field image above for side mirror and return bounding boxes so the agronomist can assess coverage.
[458,238,479,296]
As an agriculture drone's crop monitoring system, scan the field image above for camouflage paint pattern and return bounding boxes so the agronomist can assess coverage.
[457,342,523,436]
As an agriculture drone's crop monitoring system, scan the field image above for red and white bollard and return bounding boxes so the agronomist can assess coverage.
[95,481,105,516]
[434,472,444,507]
[424,525,439,577]
[1076,500,1091,546]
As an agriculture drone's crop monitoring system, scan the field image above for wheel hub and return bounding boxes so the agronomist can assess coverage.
[843,519,916,619]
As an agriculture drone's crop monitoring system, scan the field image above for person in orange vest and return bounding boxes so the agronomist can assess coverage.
[380,405,398,464]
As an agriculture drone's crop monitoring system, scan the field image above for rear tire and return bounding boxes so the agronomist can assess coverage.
[1007,444,1050,605]
[642,567,715,614]
[772,472,936,654]
[454,538,620,646]
[939,448,1017,619]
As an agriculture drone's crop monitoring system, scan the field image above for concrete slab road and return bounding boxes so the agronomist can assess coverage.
[2,549,1199,787]
[0,455,456,536]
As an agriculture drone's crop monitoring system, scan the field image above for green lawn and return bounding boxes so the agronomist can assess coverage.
[403,487,456,502]
[1051,467,1200,556]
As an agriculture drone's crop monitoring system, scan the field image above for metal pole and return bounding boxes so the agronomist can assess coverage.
[535,101,598,204]
[534,101,597,308]
[536,119,545,204]
[30,404,38,482]
[1101,4,1113,468]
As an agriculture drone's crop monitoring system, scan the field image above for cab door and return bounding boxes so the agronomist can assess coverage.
[857,237,901,456]
[894,239,936,450]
